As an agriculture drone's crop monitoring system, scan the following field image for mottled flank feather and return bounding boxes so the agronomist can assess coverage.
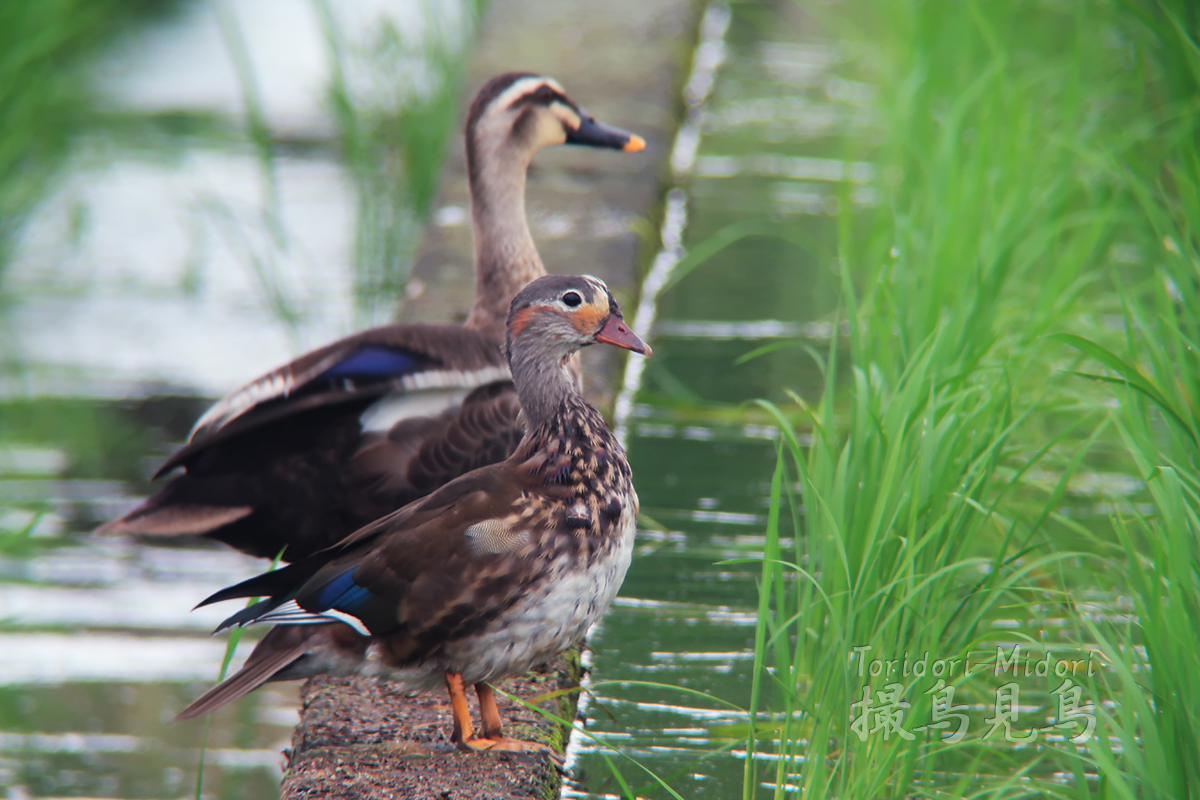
[464,518,530,555]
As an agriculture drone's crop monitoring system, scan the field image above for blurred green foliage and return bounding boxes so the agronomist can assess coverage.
[0,0,185,276]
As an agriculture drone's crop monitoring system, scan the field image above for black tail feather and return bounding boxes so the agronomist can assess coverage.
[195,558,323,609]
[214,597,280,633]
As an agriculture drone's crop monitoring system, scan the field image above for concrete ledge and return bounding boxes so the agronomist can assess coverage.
[281,653,580,800]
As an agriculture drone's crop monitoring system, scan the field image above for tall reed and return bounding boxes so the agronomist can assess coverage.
[740,1,1160,796]
[315,0,478,325]
[1055,3,1200,796]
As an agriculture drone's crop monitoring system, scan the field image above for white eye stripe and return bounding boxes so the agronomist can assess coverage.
[581,275,611,303]
[493,77,551,111]
[493,76,576,114]
[531,97,580,129]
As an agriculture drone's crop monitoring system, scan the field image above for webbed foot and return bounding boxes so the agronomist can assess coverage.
[461,736,564,765]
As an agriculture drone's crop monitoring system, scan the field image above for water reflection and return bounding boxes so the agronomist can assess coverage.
[9,152,359,396]
[563,2,853,796]
[0,0,468,797]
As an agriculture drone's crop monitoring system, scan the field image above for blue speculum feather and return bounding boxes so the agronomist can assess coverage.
[312,568,373,612]
[319,348,422,381]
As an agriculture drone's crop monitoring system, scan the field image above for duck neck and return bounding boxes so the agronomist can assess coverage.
[465,144,545,343]
[509,343,582,434]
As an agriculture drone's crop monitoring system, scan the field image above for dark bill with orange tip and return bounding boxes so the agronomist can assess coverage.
[596,316,652,356]
[567,114,646,152]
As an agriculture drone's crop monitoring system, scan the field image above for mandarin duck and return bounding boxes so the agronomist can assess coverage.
[177,275,649,756]
[97,74,645,562]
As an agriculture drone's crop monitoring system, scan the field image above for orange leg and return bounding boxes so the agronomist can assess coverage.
[476,682,505,740]
[456,682,560,759]
[444,671,475,744]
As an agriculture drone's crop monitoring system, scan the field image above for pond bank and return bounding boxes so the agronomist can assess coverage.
[278,0,701,797]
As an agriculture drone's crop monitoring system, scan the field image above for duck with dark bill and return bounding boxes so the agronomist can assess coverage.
[96,73,644,564]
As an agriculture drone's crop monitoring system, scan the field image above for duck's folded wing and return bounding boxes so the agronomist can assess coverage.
[94,325,521,559]
[157,324,509,476]
[200,459,561,637]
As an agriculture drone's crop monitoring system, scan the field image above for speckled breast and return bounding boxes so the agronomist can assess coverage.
[440,494,637,687]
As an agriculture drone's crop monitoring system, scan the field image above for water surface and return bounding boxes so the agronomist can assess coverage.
[1,1,467,797]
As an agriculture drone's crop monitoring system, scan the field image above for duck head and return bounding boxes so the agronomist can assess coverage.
[463,73,645,343]
[467,73,644,171]
[505,275,650,426]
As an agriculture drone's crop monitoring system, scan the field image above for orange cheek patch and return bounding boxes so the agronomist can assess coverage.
[570,303,607,334]
[509,307,538,337]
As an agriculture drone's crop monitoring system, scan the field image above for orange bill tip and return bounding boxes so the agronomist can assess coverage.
[624,134,646,153]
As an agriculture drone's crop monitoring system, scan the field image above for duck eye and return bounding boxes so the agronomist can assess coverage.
[562,291,582,307]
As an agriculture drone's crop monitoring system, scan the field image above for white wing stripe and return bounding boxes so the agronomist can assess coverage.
[190,364,511,440]
[190,373,294,439]
[252,600,371,637]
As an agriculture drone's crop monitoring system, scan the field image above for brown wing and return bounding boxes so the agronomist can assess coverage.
[203,449,568,640]
[284,456,568,664]
[158,323,508,476]
[95,326,524,561]
[194,448,560,607]
[312,450,558,561]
